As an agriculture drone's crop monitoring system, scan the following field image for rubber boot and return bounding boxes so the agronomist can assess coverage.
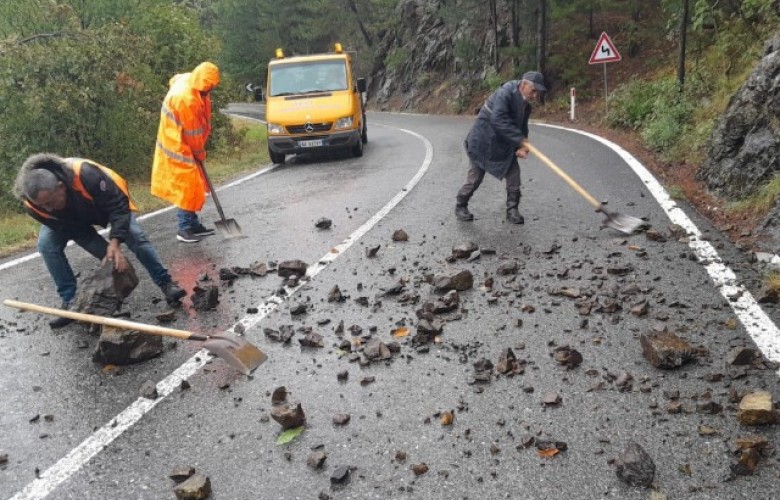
[455,195,474,221]
[506,191,524,224]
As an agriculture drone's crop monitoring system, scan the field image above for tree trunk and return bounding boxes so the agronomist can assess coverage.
[344,0,373,47]
[490,0,499,70]
[677,0,689,88]
[537,0,547,74]
[511,0,520,69]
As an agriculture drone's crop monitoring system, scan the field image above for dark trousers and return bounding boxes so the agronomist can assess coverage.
[457,159,521,201]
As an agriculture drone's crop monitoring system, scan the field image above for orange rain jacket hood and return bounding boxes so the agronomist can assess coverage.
[151,62,220,211]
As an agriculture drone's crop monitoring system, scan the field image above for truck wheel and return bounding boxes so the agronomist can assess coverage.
[269,147,286,164]
[351,137,364,158]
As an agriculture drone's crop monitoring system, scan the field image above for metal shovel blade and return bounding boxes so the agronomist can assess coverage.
[214,218,244,239]
[601,209,649,235]
[202,333,267,375]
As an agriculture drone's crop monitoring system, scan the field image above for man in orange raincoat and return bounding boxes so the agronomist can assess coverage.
[151,62,220,243]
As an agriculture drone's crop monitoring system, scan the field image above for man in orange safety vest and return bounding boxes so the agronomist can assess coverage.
[151,62,220,243]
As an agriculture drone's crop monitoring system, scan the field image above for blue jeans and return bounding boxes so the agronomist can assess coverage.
[176,209,201,232]
[38,214,172,304]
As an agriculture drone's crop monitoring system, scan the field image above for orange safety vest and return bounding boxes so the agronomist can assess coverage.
[151,62,220,212]
[24,158,136,219]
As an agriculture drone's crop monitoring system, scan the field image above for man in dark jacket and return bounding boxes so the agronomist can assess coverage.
[13,153,186,328]
[455,71,546,224]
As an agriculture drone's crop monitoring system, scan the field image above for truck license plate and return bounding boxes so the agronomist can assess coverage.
[299,139,323,148]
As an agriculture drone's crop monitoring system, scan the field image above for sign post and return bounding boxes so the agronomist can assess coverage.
[588,32,621,116]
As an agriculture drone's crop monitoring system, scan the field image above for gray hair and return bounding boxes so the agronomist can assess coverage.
[13,153,67,200]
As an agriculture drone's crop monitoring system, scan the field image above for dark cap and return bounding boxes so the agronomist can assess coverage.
[522,71,547,92]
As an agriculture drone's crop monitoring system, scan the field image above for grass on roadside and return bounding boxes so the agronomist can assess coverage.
[728,174,780,217]
[0,117,268,258]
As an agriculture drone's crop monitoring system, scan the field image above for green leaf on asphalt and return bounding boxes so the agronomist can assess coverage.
[276,426,304,445]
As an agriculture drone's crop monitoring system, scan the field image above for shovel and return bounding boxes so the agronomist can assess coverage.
[196,160,243,239]
[526,142,648,235]
[3,299,267,375]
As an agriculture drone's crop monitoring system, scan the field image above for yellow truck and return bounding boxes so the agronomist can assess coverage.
[265,43,367,164]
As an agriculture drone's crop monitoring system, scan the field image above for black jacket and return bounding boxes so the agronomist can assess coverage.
[24,159,132,242]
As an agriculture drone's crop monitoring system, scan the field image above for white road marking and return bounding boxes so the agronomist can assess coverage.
[8,126,433,500]
[538,123,780,366]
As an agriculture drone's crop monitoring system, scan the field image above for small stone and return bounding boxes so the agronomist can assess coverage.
[315,218,332,229]
[271,386,287,405]
[278,260,308,278]
[552,346,582,369]
[140,380,158,399]
[452,242,478,259]
[738,391,776,426]
[173,473,211,500]
[270,402,306,429]
[411,463,429,476]
[298,332,324,348]
[392,229,408,242]
[337,370,349,382]
[330,465,351,484]
[169,466,196,483]
[640,331,695,369]
[366,245,381,258]
[332,413,351,426]
[614,442,655,488]
[191,285,219,311]
[307,450,328,469]
[155,310,176,323]
[395,450,407,463]
[727,347,757,366]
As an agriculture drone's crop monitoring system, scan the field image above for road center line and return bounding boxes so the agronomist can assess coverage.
[538,123,780,367]
[8,126,433,500]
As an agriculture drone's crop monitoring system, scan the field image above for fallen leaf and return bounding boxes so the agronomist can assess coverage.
[536,448,559,458]
[101,364,118,374]
[276,426,305,445]
[392,327,409,338]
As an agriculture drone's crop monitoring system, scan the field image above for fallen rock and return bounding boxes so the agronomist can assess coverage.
[366,244,381,258]
[411,463,429,476]
[738,391,776,426]
[330,465,351,484]
[333,413,351,426]
[452,242,478,259]
[140,380,158,399]
[328,285,345,303]
[496,348,523,375]
[271,386,287,405]
[92,326,163,365]
[249,261,268,277]
[552,346,583,370]
[614,442,655,488]
[315,218,332,229]
[727,347,757,366]
[307,450,328,469]
[496,260,519,275]
[392,229,408,241]
[640,331,695,369]
[433,270,473,292]
[191,286,219,311]
[264,326,294,343]
[74,260,139,322]
[271,402,306,430]
[173,473,211,500]
[278,260,308,278]
[155,310,176,323]
[218,268,239,281]
[299,332,324,348]
[731,435,769,476]
[169,466,196,483]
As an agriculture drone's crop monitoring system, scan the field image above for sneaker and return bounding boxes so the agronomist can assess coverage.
[161,281,186,304]
[176,230,201,243]
[191,223,216,237]
[49,302,74,329]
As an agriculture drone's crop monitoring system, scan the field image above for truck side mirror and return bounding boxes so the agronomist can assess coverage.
[356,78,367,93]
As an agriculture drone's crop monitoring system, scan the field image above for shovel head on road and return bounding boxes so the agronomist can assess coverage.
[214,217,244,239]
[3,299,266,375]
[599,208,649,235]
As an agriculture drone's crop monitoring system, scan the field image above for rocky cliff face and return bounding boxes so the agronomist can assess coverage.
[368,0,502,112]
[697,32,780,199]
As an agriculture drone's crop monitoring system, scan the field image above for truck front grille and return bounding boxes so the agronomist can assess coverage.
[287,122,333,134]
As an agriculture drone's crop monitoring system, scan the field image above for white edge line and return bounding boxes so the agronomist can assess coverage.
[537,123,780,366]
[9,126,433,500]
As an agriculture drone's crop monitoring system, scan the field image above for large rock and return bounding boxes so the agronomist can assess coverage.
[92,326,163,365]
[738,391,776,426]
[74,260,138,324]
[697,31,780,200]
[614,442,655,488]
[173,474,211,500]
[640,331,695,369]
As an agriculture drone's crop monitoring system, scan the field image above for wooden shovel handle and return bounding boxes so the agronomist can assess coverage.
[3,299,201,341]
[525,142,602,210]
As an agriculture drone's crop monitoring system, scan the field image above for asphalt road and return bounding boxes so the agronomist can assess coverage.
[1,104,779,499]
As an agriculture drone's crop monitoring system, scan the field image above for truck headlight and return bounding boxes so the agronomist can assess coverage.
[334,116,353,130]
[267,123,285,134]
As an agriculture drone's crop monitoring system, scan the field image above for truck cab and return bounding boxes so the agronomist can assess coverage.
[265,43,367,164]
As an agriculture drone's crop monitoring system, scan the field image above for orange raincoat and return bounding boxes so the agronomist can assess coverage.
[151,62,220,211]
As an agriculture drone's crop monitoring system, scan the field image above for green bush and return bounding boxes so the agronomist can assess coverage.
[481,67,504,91]
[606,79,668,130]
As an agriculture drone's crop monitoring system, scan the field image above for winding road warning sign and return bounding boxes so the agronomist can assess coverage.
[589,32,621,64]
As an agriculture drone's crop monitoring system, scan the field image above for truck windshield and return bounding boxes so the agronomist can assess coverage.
[269,60,348,97]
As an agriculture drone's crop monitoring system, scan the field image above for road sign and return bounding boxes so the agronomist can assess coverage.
[589,32,621,65]
[245,83,255,92]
